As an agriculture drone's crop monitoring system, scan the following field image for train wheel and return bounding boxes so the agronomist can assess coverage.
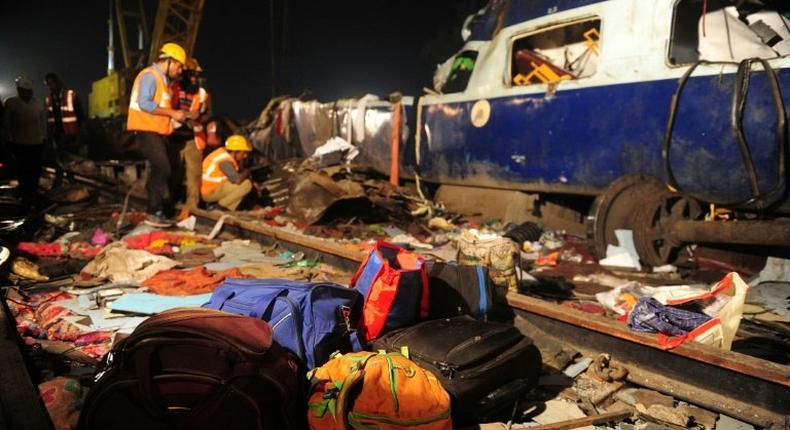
[633,191,702,267]
[590,175,665,260]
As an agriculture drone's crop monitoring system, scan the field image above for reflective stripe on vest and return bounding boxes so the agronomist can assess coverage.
[127,66,173,135]
[173,87,210,149]
[46,90,78,135]
[201,148,238,196]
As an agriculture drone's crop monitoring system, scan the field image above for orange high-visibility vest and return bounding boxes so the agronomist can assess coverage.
[201,147,238,197]
[173,85,210,150]
[45,89,78,135]
[190,88,209,150]
[127,66,173,135]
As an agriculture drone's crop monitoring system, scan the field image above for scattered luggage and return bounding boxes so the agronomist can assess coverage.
[204,278,364,368]
[372,315,542,426]
[307,350,452,430]
[457,234,520,297]
[426,261,494,320]
[350,241,429,341]
[79,308,307,430]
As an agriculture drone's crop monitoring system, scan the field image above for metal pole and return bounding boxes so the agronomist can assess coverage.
[107,0,115,74]
[270,0,276,98]
[671,219,790,246]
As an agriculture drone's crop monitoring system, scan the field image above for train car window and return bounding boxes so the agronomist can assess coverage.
[509,18,601,87]
[670,0,790,65]
[441,51,479,94]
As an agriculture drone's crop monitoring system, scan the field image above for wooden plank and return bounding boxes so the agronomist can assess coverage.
[527,410,632,430]
[191,208,367,262]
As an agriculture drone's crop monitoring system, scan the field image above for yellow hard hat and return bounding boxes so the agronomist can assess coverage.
[159,42,187,64]
[225,135,252,152]
[186,58,203,72]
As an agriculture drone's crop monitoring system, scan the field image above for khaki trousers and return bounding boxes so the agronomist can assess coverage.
[203,179,252,211]
[181,140,203,210]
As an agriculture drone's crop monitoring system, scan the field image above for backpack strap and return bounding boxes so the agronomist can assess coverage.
[335,353,376,429]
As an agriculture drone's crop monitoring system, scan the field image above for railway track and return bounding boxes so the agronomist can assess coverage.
[11,170,790,428]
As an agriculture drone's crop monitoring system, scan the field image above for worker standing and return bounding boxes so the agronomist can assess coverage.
[201,135,254,211]
[1,77,47,207]
[170,57,211,221]
[127,42,190,226]
[44,73,84,187]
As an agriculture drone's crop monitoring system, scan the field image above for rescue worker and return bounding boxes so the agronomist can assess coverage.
[201,134,253,211]
[44,72,84,186]
[127,42,190,226]
[1,77,47,206]
[170,57,211,220]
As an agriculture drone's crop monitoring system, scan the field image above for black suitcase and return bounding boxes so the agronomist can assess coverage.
[426,261,495,320]
[371,315,542,425]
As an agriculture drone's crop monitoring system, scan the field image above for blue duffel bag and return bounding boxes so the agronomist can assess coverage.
[204,278,364,368]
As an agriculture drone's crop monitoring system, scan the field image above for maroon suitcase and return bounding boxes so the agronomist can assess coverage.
[79,308,306,430]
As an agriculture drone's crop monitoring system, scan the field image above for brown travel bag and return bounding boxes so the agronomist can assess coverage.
[78,308,306,430]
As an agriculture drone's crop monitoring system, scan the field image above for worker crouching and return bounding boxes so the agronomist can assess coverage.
[201,134,253,211]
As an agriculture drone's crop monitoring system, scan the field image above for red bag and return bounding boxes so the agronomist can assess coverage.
[350,241,429,341]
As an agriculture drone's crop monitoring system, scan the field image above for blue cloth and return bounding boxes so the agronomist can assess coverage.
[109,292,211,315]
[138,64,168,113]
[627,297,711,336]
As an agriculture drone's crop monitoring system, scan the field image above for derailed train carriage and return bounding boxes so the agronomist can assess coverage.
[336,0,790,264]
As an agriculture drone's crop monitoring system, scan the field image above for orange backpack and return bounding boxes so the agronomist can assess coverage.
[307,351,452,430]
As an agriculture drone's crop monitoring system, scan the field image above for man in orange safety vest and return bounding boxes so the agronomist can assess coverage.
[127,42,192,226]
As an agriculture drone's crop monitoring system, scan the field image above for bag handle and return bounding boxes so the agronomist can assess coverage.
[253,288,290,320]
[206,288,236,309]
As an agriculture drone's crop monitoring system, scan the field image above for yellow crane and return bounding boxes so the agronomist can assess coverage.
[89,0,205,118]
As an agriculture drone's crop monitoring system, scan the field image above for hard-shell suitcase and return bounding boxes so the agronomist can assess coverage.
[79,308,306,430]
[372,315,542,426]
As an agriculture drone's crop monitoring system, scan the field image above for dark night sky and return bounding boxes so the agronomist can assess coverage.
[0,0,484,121]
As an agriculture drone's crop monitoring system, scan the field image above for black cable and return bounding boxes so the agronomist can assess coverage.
[662,58,787,209]
[731,58,763,198]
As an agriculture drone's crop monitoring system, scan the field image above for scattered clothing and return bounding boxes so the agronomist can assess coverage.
[108,292,213,314]
[213,239,279,264]
[173,246,217,267]
[38,377,85,430]
[18,241,104,259]
[91,228,109,246]
[142,266,247,295]
[124,231,199,255]
[627,297,712,337]
[81,243,179,283]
